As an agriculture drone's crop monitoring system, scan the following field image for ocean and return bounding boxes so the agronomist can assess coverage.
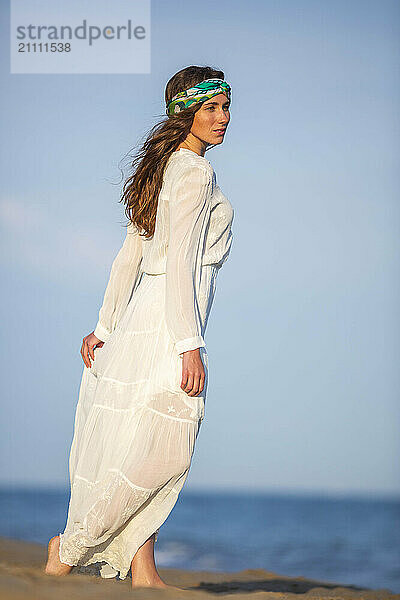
[0,486,398,593]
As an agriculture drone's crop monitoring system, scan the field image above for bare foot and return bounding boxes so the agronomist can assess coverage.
[44,535,73,576]
[131,575,184,591]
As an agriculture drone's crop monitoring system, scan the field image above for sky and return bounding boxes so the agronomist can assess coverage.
[0,0,399,497]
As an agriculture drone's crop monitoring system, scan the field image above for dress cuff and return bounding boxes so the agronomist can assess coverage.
[93,321,112,343]
[175,335,205,357]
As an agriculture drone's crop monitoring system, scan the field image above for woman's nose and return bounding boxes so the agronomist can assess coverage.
[217,111,229,123]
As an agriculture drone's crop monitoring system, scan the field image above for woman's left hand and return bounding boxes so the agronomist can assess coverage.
[180,348,205,396]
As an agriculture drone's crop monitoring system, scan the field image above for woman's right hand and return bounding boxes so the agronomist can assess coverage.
[81,332,104,368]
[180,348,205,396]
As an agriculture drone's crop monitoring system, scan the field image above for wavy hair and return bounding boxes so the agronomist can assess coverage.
[118,65,225,239]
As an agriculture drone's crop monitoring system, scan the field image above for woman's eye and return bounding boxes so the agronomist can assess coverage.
[205,105,230,111]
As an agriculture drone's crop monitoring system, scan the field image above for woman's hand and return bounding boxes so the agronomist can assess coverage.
[180,348,205,396]
[81,332,104,368]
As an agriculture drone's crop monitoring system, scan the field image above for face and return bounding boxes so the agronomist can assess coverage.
[191,93,231,147]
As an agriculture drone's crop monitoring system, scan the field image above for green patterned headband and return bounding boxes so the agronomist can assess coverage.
[166,78,231,116]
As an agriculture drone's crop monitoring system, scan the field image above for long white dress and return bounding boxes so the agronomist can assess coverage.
[58,147,234,580]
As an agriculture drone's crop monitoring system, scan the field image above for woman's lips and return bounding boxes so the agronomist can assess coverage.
[214,129,226,134]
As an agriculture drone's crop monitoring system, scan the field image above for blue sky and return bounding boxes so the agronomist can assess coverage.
[1,0,399,497]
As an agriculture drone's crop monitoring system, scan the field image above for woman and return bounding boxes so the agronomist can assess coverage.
[44,65,234,589]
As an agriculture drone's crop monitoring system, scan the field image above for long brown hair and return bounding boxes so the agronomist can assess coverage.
[119,65,225,239]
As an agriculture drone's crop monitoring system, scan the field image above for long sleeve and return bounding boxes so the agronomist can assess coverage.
[165,162,212,356]
[93,222,143,343]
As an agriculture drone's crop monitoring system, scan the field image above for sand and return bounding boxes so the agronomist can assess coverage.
[0,536,397,599]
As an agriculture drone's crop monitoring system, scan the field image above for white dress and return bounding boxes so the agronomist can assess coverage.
[58,148,234,580]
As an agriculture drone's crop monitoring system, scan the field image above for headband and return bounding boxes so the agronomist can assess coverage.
[166,78,231,116]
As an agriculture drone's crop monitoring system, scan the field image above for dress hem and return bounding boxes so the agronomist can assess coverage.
[58,528,160,580]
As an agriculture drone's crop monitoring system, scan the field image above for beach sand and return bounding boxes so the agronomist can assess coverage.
[0,536,397,599]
